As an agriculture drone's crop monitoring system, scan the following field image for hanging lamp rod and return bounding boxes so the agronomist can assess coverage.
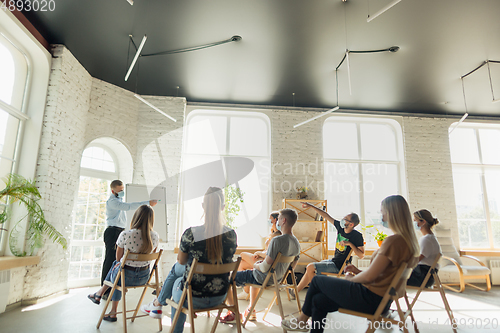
[460,60,500,102]
[335,46,400,70]
[141,35,242,57]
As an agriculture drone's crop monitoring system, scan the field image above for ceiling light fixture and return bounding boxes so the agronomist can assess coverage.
[293,45,399,128]
[134,94,177,122]
[127,0,133,5]
[367,0,402,22]
[460,59,500,103]
[125,35,147,81]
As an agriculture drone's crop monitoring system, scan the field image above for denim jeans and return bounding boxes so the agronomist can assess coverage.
[313,260,339,275]
[158,262,186,305]
[170,276,227,333]
[105,260,150,301]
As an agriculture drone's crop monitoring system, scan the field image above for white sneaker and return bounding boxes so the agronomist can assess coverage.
[141,301,163,319]
[237,290,249,300]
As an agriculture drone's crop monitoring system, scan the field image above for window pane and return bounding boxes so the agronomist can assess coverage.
[229,117,268,156]
[324,162,361,248]
[80,147,116,172]
[479,129,500,165]
[323,121,358,160]
[0,39,15,105]
[185,115,227,155]
[0,109,20,178]
[449,128,480,164]
[453,170,489,248]
[360,123,397,161]
[485,170,500,248]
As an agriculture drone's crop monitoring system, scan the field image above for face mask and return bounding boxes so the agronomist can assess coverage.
[340,219,346,228]
[380,214,388,228]
[268,219,273,226]
[116,190,125,198]
[413,221,421,230]
[276,222,282,231]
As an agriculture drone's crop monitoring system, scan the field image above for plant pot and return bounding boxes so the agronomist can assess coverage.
[377,240,383,247]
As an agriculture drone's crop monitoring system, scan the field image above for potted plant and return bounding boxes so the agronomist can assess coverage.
[374,229,388,247]
[0,174,67,256]
[296,186,308,199]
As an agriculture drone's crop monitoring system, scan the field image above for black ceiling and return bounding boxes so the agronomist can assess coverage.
[23,0,500,117]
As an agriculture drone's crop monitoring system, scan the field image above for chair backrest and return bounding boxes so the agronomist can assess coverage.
[337,249,353,275]
[420,253,441,288]
[436,236,462,266]
[124,251,162,262]
[185,257,242,289]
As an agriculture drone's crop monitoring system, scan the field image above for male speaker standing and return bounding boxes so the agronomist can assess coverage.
[101,180,157,299]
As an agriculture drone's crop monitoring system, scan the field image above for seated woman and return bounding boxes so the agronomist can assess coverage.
[88,205,159,322]
[407,209,441,287]
[140,187,237,333]
[281,195,419,333]
[237,227,282,300]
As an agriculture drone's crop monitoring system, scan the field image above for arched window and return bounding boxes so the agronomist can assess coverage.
[180,109,271,247]
[68,146,118,287]
[449,123,500,249]
[323,116,406,248]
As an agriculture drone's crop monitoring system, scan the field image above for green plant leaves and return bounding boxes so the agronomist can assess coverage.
[223,184,245,229]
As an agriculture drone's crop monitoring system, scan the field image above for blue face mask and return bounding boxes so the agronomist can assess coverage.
[413,221,421,230]
[340,219,346,228]
[268,219,273,226]
[276,222,282,231]
[116,190,125,198]
[380,215,388,229]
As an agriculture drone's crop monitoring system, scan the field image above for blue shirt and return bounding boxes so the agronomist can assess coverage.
[105,194,150,228]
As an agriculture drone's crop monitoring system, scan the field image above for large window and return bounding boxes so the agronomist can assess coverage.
[0,32,29,254]
[68,146,117,288]
[180,110,271,247]
[449,124,500,249]
[323,116,406,248]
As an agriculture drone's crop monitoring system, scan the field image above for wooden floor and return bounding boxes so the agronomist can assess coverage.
[0,284,499,333]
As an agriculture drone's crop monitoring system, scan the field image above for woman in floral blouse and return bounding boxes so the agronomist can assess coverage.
[141,187,237,333]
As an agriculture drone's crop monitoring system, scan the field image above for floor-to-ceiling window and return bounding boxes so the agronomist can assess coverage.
[180,110,271,247]
[323,116,406,248]
[449,124,500,249]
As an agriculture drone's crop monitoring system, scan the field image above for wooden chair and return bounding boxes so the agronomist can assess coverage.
[242,253,301,331]
[339,262,419,333]
[320,248,353,278]
[405,253,457,333]
[97,249,163,333]
[437,235,491,292]
[164,257,242,333]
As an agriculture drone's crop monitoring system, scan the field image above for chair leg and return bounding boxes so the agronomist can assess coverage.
[395,299,409,333]
[243,287,264,327]
[404,293,419,333]
[188,294,195,333]
[436,282,457,333]
[210,309,223,333]
[97,286,115,329]
[263,295,277,321]
[123,283,128,333]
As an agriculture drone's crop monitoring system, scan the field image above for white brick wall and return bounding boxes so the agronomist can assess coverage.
[14,45,93,303]
[402,116,460,245]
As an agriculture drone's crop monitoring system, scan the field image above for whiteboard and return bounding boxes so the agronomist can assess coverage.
[125,184,168,241]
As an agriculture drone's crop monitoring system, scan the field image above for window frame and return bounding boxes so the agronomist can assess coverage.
[449,122,500,250]
[322,115,407,250]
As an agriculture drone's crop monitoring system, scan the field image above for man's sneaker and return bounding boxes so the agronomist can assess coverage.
[281,318,310,332]
[237,290,249,300]
[244,308,257,321]
[288,289,296,300]
[141,301,163,319]
[219,311,240,324]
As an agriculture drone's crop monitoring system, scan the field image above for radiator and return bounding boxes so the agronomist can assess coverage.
[358,259,371,268]
[491,260,500,285]
[0,270,10,313]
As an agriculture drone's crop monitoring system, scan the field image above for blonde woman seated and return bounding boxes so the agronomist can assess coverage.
[281,195,419,333]
[407,209,441,287]
[88,205,159,322]
[236,212,280,300]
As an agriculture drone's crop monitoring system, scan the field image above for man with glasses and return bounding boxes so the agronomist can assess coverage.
[292,203,365,298]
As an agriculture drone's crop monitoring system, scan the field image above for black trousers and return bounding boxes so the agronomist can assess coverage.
[302,275,385,333]
[101,226,124,286]
[407,264,434,287]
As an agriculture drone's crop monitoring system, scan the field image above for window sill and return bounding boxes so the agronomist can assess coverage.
[174,247,264,255]
[459,250,500,257]
[0,256,40,271]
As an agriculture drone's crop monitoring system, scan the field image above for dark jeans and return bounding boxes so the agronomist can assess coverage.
[407,264,434,287]
[101,226,124,286]
[302,276,386,333]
